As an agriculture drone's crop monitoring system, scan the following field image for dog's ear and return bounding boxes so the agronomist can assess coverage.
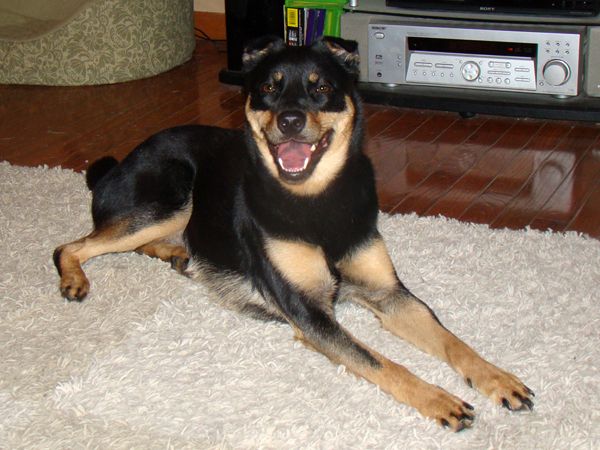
[242,36,285,72]
[315,37,360,76]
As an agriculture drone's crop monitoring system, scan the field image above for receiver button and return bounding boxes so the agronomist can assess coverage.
[543,59,570,86]
[460,61,480,82]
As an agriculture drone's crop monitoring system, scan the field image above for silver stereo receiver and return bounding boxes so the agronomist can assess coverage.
[368,23,582,96]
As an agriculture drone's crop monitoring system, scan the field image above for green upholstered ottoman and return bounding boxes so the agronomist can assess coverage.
[0,0,195,86]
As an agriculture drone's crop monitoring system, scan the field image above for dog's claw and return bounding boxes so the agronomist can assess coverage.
[502,393,534,412]
[60,284,88,302]
[455,423,468,433]
[440,410,474,432]
[170,256,190,274]
[525,386,536,397]
[515,396,534,411]
[452,412,475,422]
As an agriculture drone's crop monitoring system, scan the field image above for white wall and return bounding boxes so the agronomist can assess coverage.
[194,0,225,13]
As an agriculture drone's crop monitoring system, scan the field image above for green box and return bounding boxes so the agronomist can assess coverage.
[284,0,346,38]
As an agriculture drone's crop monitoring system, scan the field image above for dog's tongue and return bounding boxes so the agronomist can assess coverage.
[277,141,312,172]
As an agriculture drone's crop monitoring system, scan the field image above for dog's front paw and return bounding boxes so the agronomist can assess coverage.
[59,271,90,301]
[415,385,475,432]
[465,362,534,412]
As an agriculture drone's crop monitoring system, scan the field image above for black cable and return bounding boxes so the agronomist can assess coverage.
[194,27,227,52]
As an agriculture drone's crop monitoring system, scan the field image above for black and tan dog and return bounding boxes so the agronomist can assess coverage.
[53,36,533,431]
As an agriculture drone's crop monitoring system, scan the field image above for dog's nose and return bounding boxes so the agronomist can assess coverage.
[277,111,306,136]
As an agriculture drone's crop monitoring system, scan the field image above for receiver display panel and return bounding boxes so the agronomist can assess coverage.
[408,37,537,58]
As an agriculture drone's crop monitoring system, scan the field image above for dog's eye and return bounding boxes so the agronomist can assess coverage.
[261,83,276,94]
[316,84,332,94]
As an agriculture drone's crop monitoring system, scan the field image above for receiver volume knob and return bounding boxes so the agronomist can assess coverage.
[460,61,480,81]
[543,59,571,86]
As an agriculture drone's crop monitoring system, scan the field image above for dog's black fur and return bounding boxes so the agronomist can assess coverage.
[54,36,533,430]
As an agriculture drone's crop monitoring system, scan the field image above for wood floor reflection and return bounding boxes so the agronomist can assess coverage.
[364,106,600,237]
[1,40,599,238]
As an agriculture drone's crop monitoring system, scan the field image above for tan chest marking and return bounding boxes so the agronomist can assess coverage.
[264,238,335,298]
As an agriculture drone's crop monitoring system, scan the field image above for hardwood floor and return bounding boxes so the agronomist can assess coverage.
[2,40,600,238]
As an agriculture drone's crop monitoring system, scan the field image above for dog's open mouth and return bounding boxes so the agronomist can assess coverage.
[268,130,334,181]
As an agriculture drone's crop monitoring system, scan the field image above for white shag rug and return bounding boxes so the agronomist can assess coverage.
[1,161,599,449]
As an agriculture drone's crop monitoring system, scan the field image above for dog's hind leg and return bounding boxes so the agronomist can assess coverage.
[338,235,535,415]
[53,208,191,301]
[55,150,196,301]
[135,240,190,275]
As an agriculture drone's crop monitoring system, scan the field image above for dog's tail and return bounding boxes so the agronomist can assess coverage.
[85,156,118,190]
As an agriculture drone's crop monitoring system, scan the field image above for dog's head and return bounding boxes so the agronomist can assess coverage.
[243,36,361,196]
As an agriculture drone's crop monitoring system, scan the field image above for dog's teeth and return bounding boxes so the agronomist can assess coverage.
[310,144,317,152]
[278,157,309,173]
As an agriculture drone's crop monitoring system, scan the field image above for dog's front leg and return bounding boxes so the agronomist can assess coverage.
[338,235,535,413]
[263,238,475,431]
